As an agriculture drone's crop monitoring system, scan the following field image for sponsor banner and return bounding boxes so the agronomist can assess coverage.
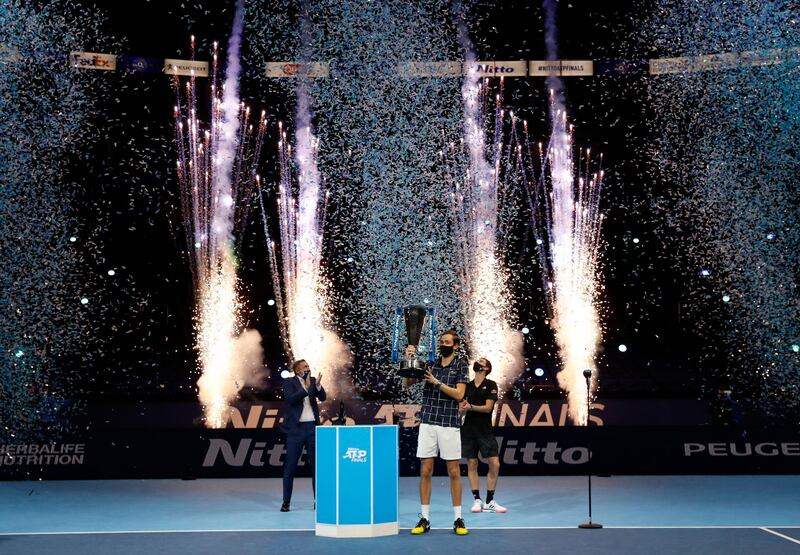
[467,60,527,77]
[736,48,786,67]
[265,61,329,78]
[70,51,117,71]
[7,49,796,79]
[164,58,209,77]
[3,426,798,480]
[649,47,800,75]
[219,399,712,429]
[135,426,799,477]
[596,59,648,76]
[649,56,691,75]
[397,61,462,77]
[529,60,593,76]
[82,399,712,430]
[0,443,86,467]
[119,55,162,74]
[683,440,800,458]
[483,428,800,476]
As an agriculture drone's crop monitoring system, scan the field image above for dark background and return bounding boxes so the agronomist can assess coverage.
[51,0,740,406]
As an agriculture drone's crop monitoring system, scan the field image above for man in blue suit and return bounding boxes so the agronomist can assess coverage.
[280,359,326,512]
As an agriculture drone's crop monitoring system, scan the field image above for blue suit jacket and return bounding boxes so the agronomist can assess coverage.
[281,375,326,433]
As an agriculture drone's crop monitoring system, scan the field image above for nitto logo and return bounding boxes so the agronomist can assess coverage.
[203,439,289,467]
[491,439,590,465]
[477,64,515,73]
[343,448,367,463]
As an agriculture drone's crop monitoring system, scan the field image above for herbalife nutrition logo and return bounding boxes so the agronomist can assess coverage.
[343,447,367,463]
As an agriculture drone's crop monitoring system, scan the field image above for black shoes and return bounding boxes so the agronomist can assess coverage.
[280,502,290,512]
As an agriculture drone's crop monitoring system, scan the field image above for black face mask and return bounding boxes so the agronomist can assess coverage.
[439,345,455,357]
[473,361,485,374]
[303,370,310,379]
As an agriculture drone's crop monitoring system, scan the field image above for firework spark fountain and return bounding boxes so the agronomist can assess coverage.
[258,5,352,394]
[173,0,267,428]
[513,0,606,424]
[537,111,604,425]
[448,8,523,390]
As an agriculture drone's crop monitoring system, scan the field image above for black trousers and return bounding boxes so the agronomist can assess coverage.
[282,421,316,504]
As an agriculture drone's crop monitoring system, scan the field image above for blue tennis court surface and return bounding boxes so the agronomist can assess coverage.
[1,476,798,554]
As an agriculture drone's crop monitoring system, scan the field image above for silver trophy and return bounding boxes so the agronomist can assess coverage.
[392,305,435,378]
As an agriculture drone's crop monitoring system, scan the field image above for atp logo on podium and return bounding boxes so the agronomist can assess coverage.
[343,447,368,463]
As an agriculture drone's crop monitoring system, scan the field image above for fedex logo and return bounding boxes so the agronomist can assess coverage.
[70,52,116,71]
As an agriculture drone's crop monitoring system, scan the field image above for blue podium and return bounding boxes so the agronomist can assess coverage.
[315,425,399,537]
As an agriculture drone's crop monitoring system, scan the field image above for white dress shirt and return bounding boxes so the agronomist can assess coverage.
[298,375,315,422]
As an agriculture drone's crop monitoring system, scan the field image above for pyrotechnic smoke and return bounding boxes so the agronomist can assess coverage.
[451,5,523,390]
[537,0,605,424]
[174,0,267,428]
[260,3,352,395]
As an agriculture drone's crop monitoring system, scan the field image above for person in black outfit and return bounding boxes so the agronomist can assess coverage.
[280,359,326,512]
[460,357,507,513]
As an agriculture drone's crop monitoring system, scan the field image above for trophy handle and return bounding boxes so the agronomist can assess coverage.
[390,307,403,363]
[426,307,436,363]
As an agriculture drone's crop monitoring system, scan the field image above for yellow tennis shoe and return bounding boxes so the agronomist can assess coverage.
[411,516,431,534]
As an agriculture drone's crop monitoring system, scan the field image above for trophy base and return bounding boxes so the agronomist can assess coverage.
[398,359,427,379]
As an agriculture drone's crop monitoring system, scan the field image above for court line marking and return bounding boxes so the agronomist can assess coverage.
[456,526,800,530]
[760,528,800,546]
[0,529,316,536]
[2,526,799,536]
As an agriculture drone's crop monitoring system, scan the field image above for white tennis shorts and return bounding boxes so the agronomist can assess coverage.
[416,422,462,460]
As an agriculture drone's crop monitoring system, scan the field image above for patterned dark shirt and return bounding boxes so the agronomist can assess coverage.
[419,357,469,428]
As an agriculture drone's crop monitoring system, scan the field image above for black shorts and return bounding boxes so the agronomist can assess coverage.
[461,434,499,459]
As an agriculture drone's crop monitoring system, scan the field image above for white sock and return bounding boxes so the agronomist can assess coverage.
[421,505,430,520]
[453,505,462,519]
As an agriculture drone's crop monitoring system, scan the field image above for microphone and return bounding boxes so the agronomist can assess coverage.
[578,367,602,529]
